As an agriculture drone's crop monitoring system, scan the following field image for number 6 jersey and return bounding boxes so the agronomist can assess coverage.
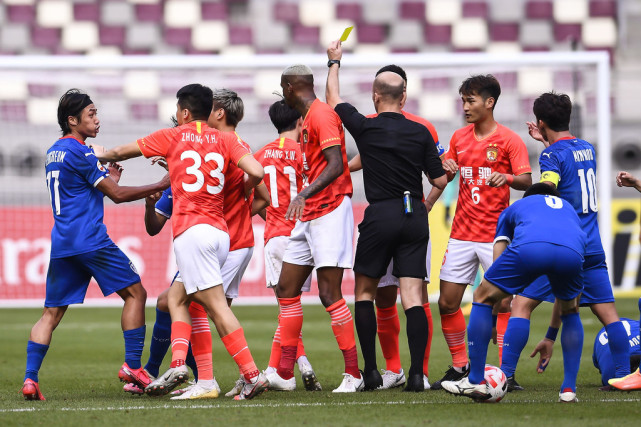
[137,121,251,239]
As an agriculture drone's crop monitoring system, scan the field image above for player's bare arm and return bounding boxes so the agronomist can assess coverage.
[285,145,344,221]
[251,182,271,215]
[237,155,265,190]
[325,40,343,109]
[348,153,362,172]
[616,171,641,192]
[487,171,532,190]
[97,141,143,163]
[97,173,170,204]
[107,162,123,183]
[144,192,168,236]
[424,186,444,213]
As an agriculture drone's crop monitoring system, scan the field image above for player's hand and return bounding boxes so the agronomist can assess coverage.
[327,40,343,61]
[151,156,169,171]
[487,171,508,187]
[616,170,641,190]
[108,162,123,183]
[89,143,107,156]
[442,159,459,175]
[424,199,434,213]
[145,191,163,207]
[530,338,554,373]
[285,195,306,221]
[526,121,546,144]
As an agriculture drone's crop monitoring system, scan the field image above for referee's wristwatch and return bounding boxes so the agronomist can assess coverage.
[327,59,341,68]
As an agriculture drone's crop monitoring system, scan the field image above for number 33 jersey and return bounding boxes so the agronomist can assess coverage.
[137,121,251,239]
[444,123,531,243]
[539,136,602,254]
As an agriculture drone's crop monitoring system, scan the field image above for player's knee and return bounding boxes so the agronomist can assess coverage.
[318,289,340,308]
[438,295,458,314]
[156,291,169,312]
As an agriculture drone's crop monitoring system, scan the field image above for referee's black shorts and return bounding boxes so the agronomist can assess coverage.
[353,197,429,280]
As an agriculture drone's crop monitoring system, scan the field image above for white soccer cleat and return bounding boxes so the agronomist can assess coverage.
[441,377,491,401]
[299,363,322,391]
[558,389,578,403]
[265,371,296,391]
[144,365,189,396]
[170,380,196,396]
[225,375,245,397]
[234,373,269,400]
[332,373,364,393]
[423,375,431,390]
[170,380,220,400]
[378,369,406,390]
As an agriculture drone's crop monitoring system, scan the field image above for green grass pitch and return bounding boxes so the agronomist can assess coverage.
[2,299,641,426]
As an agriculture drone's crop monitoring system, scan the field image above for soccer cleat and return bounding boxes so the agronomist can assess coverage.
[234,373,269,400]
[299,363,322,391]
[170,380,196,396]
[506,375,524,392]
[599,384,616,392]
[145,365,189,396]
[558,388,578,403]
[225,375,245,397]
[118,363,153,390]
[362,369,383,391]
[170,381,220,400]
[423,375,431,390]
[265,371,296,391]
[123,383,144,395]
[21,379,45,401]
[430,365,469,390]
[441,377,491,401]
[378,369,406,390]
[403,373,425,392]
[608,369,641,391]
[332,373,365,393]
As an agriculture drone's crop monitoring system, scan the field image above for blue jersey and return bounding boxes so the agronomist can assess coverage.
[45,137,111,259]
[495,194,587,255]
[155,187,173,218]
[539,137,602,254]
[593,318,641,384]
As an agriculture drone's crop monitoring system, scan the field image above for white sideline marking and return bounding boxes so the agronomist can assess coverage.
[2,398,640,413]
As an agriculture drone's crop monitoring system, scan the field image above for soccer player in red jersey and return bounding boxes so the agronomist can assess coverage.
[269,64,362,392]
[432,75,532,390]
[255,99,321,392]
[97,84,269,400]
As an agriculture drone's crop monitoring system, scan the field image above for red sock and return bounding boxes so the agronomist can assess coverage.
[277,296,303,380]
[221,327,258,382]
[296,331,306,359]
[170,320,191,365]
[496,312,510,364]
[441,308,468,368]
[327,298,360,378]
[189,302,212,381]
[376,305,402,373]
[423,303,433,377]
[268,324,282,369]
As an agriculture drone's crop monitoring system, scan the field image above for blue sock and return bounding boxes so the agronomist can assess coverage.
[123,325,146,370]
[500,317,530,378]
[467,302,493,384]
[144,308,171,377]
[605,321,631,378]
[185,344,198,381]
[560,312,583,392]
[24,341,49,383]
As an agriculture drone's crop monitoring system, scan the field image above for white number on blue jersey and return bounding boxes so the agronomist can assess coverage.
[544,195,563,209]
[180,150,225,194]
[263,165,297,208]
[46,170,61,215]
[577,168,598,213]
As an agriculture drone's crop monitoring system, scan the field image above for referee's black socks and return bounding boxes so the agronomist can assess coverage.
[405,305,428,379]
[355,300,378,373]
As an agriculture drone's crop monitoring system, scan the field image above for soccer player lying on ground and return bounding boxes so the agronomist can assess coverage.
[21,89,170,401]
[346,64,445,390]
[326,40,447,391]
[441,183,587,403]
[499,92,631,393]
[255,99,321,392]
[97,83,269,400]
[593,318,641,389]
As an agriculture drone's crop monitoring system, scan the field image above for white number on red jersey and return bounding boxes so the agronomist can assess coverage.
[181,150,225,194]
[264,165,297,208]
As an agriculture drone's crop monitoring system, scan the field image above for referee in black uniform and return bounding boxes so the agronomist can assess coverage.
[326,40,447,391]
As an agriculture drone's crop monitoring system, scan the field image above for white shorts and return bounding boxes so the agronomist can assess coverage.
[173,224,230,295]
[264,236,312,292]
[378,238,432,288]
[221,246,253,299]
[283,196,354,269]
[439,238,493,285]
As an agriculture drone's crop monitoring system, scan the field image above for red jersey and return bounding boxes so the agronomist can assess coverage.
[300,98,352,221]
[254,137,304,244]
[223,132,254,251]
[444,123,531,242]
[137,121,250,238]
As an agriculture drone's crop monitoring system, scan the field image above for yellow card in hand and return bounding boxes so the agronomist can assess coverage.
[340,26,354,42]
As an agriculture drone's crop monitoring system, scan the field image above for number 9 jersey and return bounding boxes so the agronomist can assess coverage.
[137,121,251,239]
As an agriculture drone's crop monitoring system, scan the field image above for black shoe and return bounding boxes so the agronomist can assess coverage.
[402,373,424,392]
[362,369,383,391]
[431,365,469,390]
[599,384,616,392]
[506,375,524,392]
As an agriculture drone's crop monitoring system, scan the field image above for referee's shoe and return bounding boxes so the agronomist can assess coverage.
[431,364,469,390]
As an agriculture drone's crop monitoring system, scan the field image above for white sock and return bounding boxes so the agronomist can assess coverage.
[265,366,276,375]
[197,379,214,389]
[297,355,310,368]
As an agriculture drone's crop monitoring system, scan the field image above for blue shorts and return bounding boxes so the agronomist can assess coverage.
[518,252,613,306]
[45,243,141,307]
[484,242,583,302]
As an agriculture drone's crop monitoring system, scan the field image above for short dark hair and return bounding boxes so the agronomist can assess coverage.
[57,89,93,135]
[376,64,407,83]
[373,78,404,102]
[459,74,501,107]
[269,99,301,134]
[176,83,213,121]
[212,88,244,127]
[523,183,561,198]
[533,92,572,132]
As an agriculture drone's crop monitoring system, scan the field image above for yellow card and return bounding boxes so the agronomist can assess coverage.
[340,26,354,42]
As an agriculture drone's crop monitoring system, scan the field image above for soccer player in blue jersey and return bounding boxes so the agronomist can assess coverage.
[594,318,641,388]
[21,89,170,401]
[441,183,587,402]
[498,93,631,395]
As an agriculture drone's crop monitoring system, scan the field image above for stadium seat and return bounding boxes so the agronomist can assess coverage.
[388,20,423,49]
[553,0,588,23]
[273,2,299,24]
[37,0,72,28]
[0,101,27,122]
[253,22,288,50]
[582,18,617,47]
[74,3,100,22]
[356,24,386,44]
[201,2,228,20]
[554,23,582,43]
[427,0,461,24]
[462,1,488,19]
[32,26,60,49]
[124,71,160,100]
[253,70,284,100]
[134,3,164,23]
[164,28,192,48]
[525,1,553,19]
[490,23,520,42]
[0,77,27,100]
[221,45,256,56]
[27,98,58,125]
[130,102,159,121]
[63,22,99,52]
[101,2,133,26]
[292,24,320,46]
[420,92,455,121]
[518,68,553,96]
[28,83,56,98]
[424,24,452,45]
[299,0,334,27]
[452,18,488,49]
[399,1,425,20]
[362,0,398,24]
[126,23,161,49]
[520,21,554,47]
[99,25,126,47]
[487,42,522,54]
[192,21,229,51]
[7,4,35,24]
[164,0,200,28]
[353,43,389,56]
[336,3,362,22]
[590,0,617,18]
[229,26,253,45]
[489,0,524,22]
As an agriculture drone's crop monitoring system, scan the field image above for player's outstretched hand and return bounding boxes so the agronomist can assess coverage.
[89,143,107,156]
[151,156,169,171]
[526,121,547,146]
[327,40,342,61]
[487,171,508,187]
[442,159,459,175]
[616,171,641,191]
[285,194,306,221]
[145,191,163,206]
[108,162,124,183]
[530,338,554,373]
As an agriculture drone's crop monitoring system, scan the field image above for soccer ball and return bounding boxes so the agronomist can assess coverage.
[482,365,507,403]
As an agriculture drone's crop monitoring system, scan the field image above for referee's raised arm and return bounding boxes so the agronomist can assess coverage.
[325,40,344,109]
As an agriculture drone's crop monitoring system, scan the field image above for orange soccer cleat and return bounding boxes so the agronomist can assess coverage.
[22,379,46,401]
[118,363,154,390]
[608,369,641,391]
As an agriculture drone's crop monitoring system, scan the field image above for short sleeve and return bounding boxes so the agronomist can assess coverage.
[154,188,173,218]
[539,149,561,176]
[507,135,532,175]
[443,133,458,162]
[224,133,252,166]
[422,129,446,180]
[334,102,366,139]
[73,148,109,187]
[494,207,514,244]
[137,127,178,158]
[315,104,343,150]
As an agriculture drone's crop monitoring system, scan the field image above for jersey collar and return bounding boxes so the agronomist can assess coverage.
[62,135,86,145]
[554,135,576,143]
